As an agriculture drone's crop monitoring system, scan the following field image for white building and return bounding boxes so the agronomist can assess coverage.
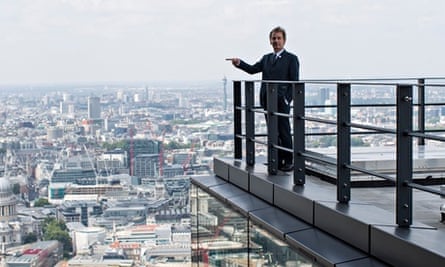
[68,222,107,255]
[0,177,21,247]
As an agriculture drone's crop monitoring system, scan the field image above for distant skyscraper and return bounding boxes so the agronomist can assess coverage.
[60,101,69,114]
[42,95,50,106]
[63,93,73,102]
[88,96,101,119]
[134,93,143,103]
[116,90,124,101]
[319,88,330,105]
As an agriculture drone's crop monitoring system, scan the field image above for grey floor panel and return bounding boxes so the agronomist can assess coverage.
[250,206,311,240]
[286,228,367,267]
[190,175,227,189]
[208,183,247,203]
[226,194,270,217]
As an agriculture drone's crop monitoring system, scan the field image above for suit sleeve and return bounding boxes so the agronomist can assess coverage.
[285,55,300,101]
[289,55,300,81]
[236,56,264,74]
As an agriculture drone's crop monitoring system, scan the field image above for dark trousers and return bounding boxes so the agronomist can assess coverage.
[261,91,293,166]
[277,96,293,166]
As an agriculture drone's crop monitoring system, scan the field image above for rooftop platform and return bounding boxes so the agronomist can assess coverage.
[192,156,445,267]
[307,145,445,184]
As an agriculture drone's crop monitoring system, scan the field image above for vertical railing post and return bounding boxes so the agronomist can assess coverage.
[396,84,413,227]
[245,81,255,166]
[267,83,279,175]
[417,78,425,146]
[337,83,351,203]
[293,82,305,185]
[234,81,242,160]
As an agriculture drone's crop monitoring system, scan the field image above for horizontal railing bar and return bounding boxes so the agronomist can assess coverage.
[253,109,267,115]
[306,104,398,109]
[405,182,445,197]
[303,77,445,82]
[300,151,337,166]
[422,129,445,133]
[305,81,412,86]
[251,107,265,110]
[306,105,337,108]
[304,118,398,135]
[346,164,396,182]
[253,134,268,137]
[302,116,337,125]
[416,83,445,87]
[307,103,445,108]
[238,130,402,138]
[272,111,293,118]
[409,132,445,142]
[306,131,383,136]
[350,104,396,108]
[414,102,445,106]
[273,144,293,153]
[251,138,267,146]
[243,103,445,112]
[233,79,445,88]
[251,131,384,137]
[234,77,445,83]
[242,103,445,110]
[347,122,397,134]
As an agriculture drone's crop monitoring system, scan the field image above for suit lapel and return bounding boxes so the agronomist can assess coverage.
[270,53,276,65]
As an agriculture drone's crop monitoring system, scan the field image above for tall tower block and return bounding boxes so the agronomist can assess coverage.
[88,96,101,119]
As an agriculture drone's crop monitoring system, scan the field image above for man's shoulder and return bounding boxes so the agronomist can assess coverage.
[283,50,298,59]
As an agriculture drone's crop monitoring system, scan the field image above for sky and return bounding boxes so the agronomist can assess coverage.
[0,0,444,85]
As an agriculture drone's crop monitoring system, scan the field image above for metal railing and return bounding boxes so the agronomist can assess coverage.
[233,78,445,227]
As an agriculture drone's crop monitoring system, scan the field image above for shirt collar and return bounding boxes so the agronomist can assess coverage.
[275,49,285,57]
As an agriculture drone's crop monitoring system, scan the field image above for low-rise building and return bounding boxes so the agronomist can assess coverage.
[67,255,134,267]
[6,240,62,267]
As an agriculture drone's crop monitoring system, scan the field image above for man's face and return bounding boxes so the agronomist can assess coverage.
[270,31,285,52]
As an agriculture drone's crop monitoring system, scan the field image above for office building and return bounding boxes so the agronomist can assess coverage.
[88,96,101,119]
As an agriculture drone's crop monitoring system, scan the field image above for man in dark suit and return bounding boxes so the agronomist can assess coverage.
[229,26,299,171]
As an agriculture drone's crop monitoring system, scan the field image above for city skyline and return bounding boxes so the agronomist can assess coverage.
[1,0,445,85]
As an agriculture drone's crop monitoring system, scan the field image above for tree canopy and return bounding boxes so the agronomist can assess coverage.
[23,232,38,244]
[34,198,50,207]
[42,218,72,258]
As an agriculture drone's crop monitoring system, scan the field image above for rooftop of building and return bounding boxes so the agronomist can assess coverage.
[192,77,445,267]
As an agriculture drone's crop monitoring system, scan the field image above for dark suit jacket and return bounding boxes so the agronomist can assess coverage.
[236,50,299,108]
